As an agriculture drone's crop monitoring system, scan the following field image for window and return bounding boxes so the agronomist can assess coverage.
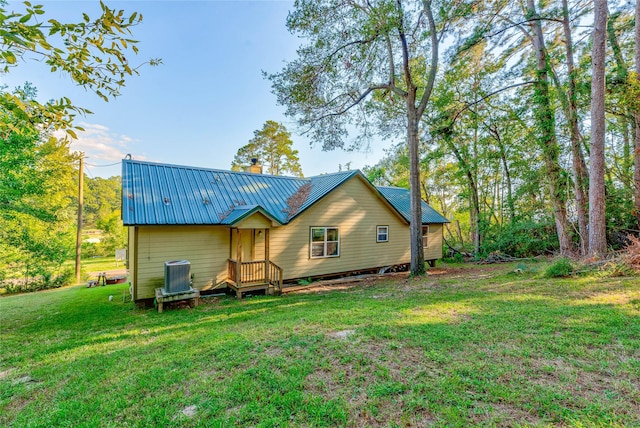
[310,227,340,258]
[377,226,389,243]
[422,225,430,248]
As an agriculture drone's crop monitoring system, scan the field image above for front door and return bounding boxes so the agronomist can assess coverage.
[240,229,254,261]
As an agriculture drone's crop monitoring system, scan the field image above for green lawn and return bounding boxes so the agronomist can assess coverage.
[2,257,121,282]
[1,263,639,427]
[71,256,123,275]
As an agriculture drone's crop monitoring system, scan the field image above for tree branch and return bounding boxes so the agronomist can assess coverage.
[489,16,564,41]
[448,81,536,127]
[384,34,408,97]
[396,0,413,93]
[326,35,379,63]
[303,84,390,133]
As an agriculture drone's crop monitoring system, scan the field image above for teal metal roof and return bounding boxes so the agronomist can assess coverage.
[121,159,447,226]
[376,186,449,224]
[121,159,357,226]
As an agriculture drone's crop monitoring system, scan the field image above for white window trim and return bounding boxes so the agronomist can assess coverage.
[422,225,430,248]
[376,225,389,243]
[310,227,340,259]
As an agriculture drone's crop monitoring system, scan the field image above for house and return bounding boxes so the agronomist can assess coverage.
[122,159,449,302]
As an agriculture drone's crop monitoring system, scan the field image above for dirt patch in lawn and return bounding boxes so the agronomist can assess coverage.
[283,273,408,295]
[283,265,511,297]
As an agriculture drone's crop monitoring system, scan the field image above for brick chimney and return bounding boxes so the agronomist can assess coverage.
[249,158,263,174]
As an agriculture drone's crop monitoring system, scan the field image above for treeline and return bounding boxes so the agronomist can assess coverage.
[82,176,126,258]
[0,111,125,282]
[360,0,639,259]
[0,1,152,286]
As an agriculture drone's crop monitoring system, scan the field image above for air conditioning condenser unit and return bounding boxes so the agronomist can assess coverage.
[164,260,191,293]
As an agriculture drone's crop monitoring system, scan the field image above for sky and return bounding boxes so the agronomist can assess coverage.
[4,0,391,178]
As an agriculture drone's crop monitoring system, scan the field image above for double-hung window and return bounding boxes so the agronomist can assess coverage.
[310,227,340,258]
[377,226,389,243]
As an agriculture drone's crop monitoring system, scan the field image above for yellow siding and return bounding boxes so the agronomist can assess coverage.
[135,225,229,299]
[127,226,136,299]
[269,176,412,280]
[424,224,443,260]
[235,212,273,229]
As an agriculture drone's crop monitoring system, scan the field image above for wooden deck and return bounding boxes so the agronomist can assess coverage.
[227,259,283,298]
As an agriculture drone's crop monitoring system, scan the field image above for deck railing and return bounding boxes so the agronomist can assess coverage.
[228,259,283,290]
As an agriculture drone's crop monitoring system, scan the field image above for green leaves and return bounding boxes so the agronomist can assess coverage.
[0,1,156,134]
[0,130,76,272]
[2,51,16,64]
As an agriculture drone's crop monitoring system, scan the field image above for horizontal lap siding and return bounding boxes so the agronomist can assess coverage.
[270,177,411,280]
[135,225,229,299]
[128,227,136,299]
[424,224,443,260]
[235,213,272,229]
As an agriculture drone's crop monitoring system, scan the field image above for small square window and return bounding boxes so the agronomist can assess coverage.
[377,226,389,243]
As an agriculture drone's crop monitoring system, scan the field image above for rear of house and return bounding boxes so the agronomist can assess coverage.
[122,159,448,302]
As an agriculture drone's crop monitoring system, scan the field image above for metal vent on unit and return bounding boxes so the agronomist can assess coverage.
[164,260,191,293]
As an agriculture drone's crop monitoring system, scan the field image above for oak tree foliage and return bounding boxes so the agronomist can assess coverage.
[268,0,472,275]
[0,0,160,137]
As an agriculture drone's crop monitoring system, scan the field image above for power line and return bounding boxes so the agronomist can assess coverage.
[85,161,121,167]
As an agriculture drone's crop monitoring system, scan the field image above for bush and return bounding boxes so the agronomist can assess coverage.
[482,219,558,258]
[1,267,76,294]
[51,268,75,287]
[545,258,574,278]
[442,252,465,263]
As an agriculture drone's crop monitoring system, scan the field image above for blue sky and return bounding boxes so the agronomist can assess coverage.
[4,0,389,178]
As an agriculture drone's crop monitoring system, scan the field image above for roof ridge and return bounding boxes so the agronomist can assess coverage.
[309,170,359,178]
[376,185,407,189]
[122,158,308,181]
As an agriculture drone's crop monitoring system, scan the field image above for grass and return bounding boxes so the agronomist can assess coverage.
[1,262,639,427]
[2,257,120,281]
[72,256,122,275]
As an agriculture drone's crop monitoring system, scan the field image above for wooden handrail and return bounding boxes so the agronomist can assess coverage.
[228,259,283,290]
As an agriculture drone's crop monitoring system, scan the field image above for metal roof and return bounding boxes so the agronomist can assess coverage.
[122,159,358,226]
[376,186,449,224]
[122,159,448,226]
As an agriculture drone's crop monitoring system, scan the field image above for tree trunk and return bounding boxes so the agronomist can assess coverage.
[448,139,480,256]
[623,119,631,182]
[562,0,589,255]
[588,0,608,259]
[472,84,480,257]
[527,0,574,256]
[407,107,425,275]
[635,0,640,228]
[489,125,515,223]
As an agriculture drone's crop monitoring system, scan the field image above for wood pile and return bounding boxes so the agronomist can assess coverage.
[477,252,520,264]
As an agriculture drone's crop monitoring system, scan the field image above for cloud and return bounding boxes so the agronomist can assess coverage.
[66,122,146,164]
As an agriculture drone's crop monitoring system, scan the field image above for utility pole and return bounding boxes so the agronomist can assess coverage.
[75,155,84,283]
